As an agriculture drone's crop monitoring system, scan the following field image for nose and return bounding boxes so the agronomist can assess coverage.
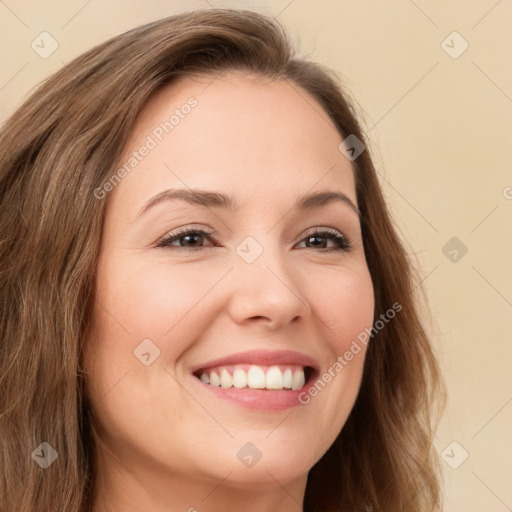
[225,243,310,330]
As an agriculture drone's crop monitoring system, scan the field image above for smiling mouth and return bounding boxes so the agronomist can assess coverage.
[193,364,314,391]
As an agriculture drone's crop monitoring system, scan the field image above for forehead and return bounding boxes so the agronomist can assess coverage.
[109,72,356,216]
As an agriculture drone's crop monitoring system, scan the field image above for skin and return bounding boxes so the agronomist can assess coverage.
[84,72,375,512]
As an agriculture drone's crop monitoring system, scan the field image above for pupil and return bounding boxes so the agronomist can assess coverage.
[309,236,326,248]
[184,234,200,246]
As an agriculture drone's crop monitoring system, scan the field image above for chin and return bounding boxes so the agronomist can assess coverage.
[192,445,317,488]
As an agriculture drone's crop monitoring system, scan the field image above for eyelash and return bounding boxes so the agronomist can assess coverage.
[156,227,352,253]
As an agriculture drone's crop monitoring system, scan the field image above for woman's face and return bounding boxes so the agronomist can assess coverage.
[85,72,374,507]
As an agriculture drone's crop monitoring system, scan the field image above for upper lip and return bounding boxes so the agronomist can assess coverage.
[190,349,320,374]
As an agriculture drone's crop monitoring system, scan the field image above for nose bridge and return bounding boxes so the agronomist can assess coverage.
[227,233,309,327]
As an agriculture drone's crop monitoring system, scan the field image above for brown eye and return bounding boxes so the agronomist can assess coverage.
[157,228,216,251]
[297,229,351,251]
[156,227,351,253]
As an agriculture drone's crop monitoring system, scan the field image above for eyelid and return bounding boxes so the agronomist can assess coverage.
[298,227,351,251]
[156,225,352,252]
[155,225,217,248]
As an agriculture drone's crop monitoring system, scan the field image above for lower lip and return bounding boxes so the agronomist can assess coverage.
[191,376,310,411]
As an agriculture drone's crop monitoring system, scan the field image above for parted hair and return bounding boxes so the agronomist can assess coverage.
[0,8,445,511]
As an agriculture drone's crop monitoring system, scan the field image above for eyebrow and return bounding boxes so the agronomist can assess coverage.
[135,188,361,219]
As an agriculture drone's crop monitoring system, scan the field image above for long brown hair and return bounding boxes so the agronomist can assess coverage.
[0,8,445,511]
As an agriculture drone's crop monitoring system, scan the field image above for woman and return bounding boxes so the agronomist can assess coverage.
[0,8,445,512]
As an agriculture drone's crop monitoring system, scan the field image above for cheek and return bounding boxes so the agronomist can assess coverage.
[311,265,375,352]
[305,264,373,404]
[96,257,219,341]
[94,253,374,360]
[84,259,209,436]
[291,265,373,452]
[86,257,227,405]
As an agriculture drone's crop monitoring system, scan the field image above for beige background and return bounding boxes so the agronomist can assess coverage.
[1,1,511,510]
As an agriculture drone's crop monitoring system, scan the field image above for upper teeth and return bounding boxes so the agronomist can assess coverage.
[198,365,306,391]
